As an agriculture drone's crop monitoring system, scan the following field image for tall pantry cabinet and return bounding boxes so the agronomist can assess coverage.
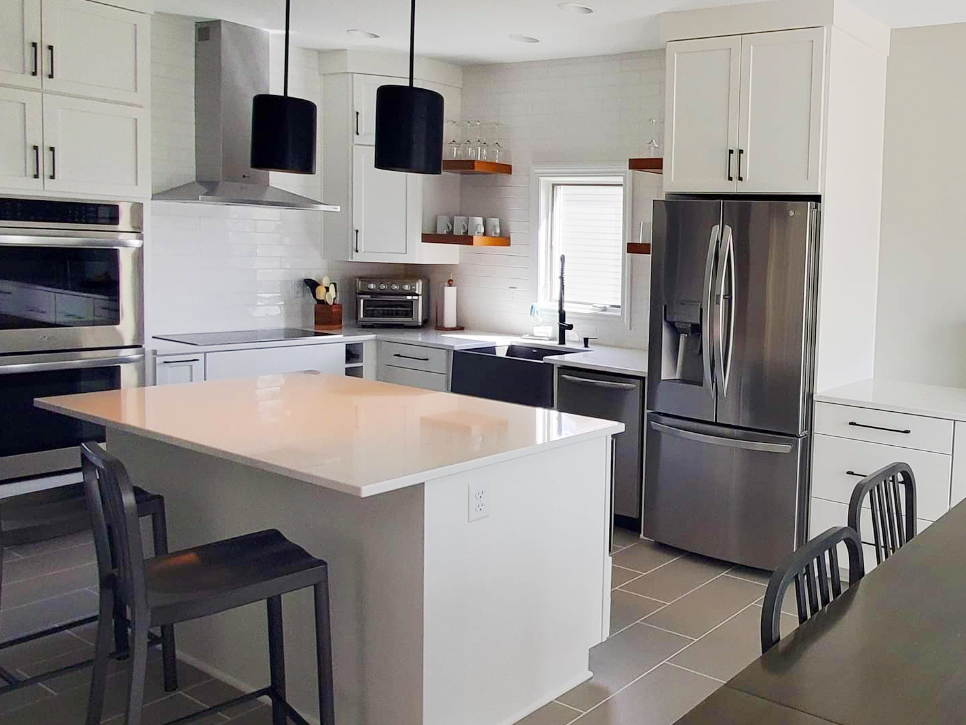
[0,0,150,199]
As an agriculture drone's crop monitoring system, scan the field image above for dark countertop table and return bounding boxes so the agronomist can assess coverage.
[675,498,966,725]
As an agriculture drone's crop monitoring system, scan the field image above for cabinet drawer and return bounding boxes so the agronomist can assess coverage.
[811,434,951,521]
[810,497,934,571]
[205,344,346,381]
[380,364,448,392]
[814,402,953,454]
[378,341,449,374]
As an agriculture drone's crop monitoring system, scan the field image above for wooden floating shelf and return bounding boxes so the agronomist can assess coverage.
[627,242,652,255]
[628,157,663,174]
[422,233,511,247]
[441,160,513,175]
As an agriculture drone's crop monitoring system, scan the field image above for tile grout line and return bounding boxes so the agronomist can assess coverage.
[180,689,232,721]
[665,662,726,684]
[552,699,585,714]
[1,561,98,592]
[6,539,94,562]
[611,550,684,578]
[1,587,97,615]
[614,589,668,605]
[637,622,697,641]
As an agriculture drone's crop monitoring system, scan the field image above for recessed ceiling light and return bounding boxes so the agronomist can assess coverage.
[347,29,380,39]
[509,34,540,43]
[558,2,594,13]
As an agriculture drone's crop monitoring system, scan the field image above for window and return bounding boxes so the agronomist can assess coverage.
[534,169,628,318]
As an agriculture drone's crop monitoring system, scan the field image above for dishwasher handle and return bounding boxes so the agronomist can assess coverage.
[559,374,637,391]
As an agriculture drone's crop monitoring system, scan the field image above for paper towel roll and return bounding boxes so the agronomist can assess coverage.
[443,285,458,328]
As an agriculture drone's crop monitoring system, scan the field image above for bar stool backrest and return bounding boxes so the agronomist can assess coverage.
[80,442,148,615]
[848,462,916,566]
[761,526,865,653]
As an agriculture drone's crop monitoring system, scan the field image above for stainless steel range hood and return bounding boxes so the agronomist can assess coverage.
[153,20,338,211]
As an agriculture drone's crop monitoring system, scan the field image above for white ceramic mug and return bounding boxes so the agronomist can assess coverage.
[485,217,501,237]
[436,215,453,234]
[453,216,469,235]
[469,216,485,236]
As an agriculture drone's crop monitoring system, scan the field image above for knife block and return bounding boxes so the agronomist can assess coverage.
[314,303,343,331]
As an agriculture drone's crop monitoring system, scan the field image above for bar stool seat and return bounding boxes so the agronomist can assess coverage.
[145,529,325,625]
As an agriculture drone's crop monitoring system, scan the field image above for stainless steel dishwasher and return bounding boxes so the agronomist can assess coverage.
[556,367,645,531]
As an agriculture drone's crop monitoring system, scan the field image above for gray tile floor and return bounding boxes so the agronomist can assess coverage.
[0,527,792,725]
[513,528,798,725]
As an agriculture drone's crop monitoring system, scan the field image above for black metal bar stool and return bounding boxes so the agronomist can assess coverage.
[0,479,178,695]
[80,442,335,725]
[848,462,917,565]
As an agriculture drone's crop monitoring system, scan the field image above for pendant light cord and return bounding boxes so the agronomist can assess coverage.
[283,0,291,97]
[409,0,415,87]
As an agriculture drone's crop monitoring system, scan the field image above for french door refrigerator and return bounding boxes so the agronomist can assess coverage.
[644,198,820,571]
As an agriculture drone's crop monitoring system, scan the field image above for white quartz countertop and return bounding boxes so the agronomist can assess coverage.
[37,373,623,498]
[815,378,966,422]
[151,327,647,376]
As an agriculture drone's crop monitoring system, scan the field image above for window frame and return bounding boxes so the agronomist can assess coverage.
[531,164,633,328]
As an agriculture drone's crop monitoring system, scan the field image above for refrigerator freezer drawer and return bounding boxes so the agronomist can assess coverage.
[643,413,807,571]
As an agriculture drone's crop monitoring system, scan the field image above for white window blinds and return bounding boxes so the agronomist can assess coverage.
[548,183,624,309]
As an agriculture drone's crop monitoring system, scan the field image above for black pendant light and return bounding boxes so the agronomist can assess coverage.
[374,0,444,174]
[251,0,317,174]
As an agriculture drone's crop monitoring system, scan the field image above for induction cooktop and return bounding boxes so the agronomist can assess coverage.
[154,329,335,346]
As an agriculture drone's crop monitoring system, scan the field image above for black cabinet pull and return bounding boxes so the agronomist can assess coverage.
[727,149,734,181]
[737,149,745,182]
[848,421,911,435]
[32,145,40,179]
[354,229,360,253]
[47,44,54,79]
[31,42,38,76]
[161,358,200,364]
[49,146,56,180]
[394,353,430,362]
[355,111,360,136]
[846,470,867,478]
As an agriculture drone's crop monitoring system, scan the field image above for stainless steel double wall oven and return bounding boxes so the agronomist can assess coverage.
[0,197,145,482]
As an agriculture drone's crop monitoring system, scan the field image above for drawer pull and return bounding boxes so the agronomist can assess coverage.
[394,353,430,362]
[161,358,200,364]
[848,421,911,435]
[846,470,867,478]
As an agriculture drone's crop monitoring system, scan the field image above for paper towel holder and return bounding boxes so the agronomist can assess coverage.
[435,277,465,331]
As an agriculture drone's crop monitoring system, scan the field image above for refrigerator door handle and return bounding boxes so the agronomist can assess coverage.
[702,224,721,395]
[650,421,792,454]
[715,225,737,395]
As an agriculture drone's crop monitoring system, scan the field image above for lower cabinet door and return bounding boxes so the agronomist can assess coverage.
[378,363,448,392]
[205,344,346,381]
[155,356,204,386]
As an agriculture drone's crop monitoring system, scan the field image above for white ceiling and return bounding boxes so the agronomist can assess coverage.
[152,0,966,65]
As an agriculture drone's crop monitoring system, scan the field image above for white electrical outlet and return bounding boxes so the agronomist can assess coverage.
[468,482,489,522]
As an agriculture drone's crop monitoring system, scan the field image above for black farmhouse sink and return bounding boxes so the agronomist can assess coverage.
[450,344,581,408]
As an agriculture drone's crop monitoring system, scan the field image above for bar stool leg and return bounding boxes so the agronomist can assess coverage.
[123,619,150,725]
[150,504,178,692]
[86,584,115,725]
[266,595,286,725]
[314,578,335,725]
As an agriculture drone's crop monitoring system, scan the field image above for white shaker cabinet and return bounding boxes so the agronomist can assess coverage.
[155,355,204,386]
[0,0,42,89]
[42,94,149,197]
[352,144,412,260]
[664,28,826,194]
[0,86,43,190]
[663,36,740,194]
[40,0,150,107]
[351,74,384,146]
[205,344,346,382]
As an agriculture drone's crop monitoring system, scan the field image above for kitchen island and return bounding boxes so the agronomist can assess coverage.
[37,373,623,725]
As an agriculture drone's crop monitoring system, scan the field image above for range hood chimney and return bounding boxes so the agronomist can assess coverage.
[153,20,338,211]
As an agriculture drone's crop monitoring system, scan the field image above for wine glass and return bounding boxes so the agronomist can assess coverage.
[445,121,461,160]
[462,120,478,160]
[488,123,507,163]
[476,121,488,161]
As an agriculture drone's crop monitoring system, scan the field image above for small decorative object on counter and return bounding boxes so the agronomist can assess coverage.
[436,277,464,331]
[304,277,343,330]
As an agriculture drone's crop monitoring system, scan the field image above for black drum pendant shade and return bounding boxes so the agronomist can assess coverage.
[374,0,443,175]
[375,85,443,174]
[250,0,317,174]
[251,94,317,174]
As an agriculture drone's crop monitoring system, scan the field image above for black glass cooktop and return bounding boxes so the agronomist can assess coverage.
[155,329,334,346]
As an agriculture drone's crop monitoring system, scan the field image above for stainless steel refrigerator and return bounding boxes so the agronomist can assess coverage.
[644,198,820,571]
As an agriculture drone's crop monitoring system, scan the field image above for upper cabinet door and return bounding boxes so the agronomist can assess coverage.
[41,0,150,106]
[0,87,43,191]
[0,0,41,89]
[352,74,393,146]
[352,145,411,260]
[737,28,826,194]
[43,95,149,197]
[664,36,741,194]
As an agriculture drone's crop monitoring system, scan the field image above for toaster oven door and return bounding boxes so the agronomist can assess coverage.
[357,295,421,326]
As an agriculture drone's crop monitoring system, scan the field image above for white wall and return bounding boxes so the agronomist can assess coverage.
[426,51,665,348]
[874,23,966,387]
[148,14,376,337]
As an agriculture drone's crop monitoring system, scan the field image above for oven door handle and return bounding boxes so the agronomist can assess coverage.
[0,232,143,249]
[0,352,144,375]
[357,294,420,301]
